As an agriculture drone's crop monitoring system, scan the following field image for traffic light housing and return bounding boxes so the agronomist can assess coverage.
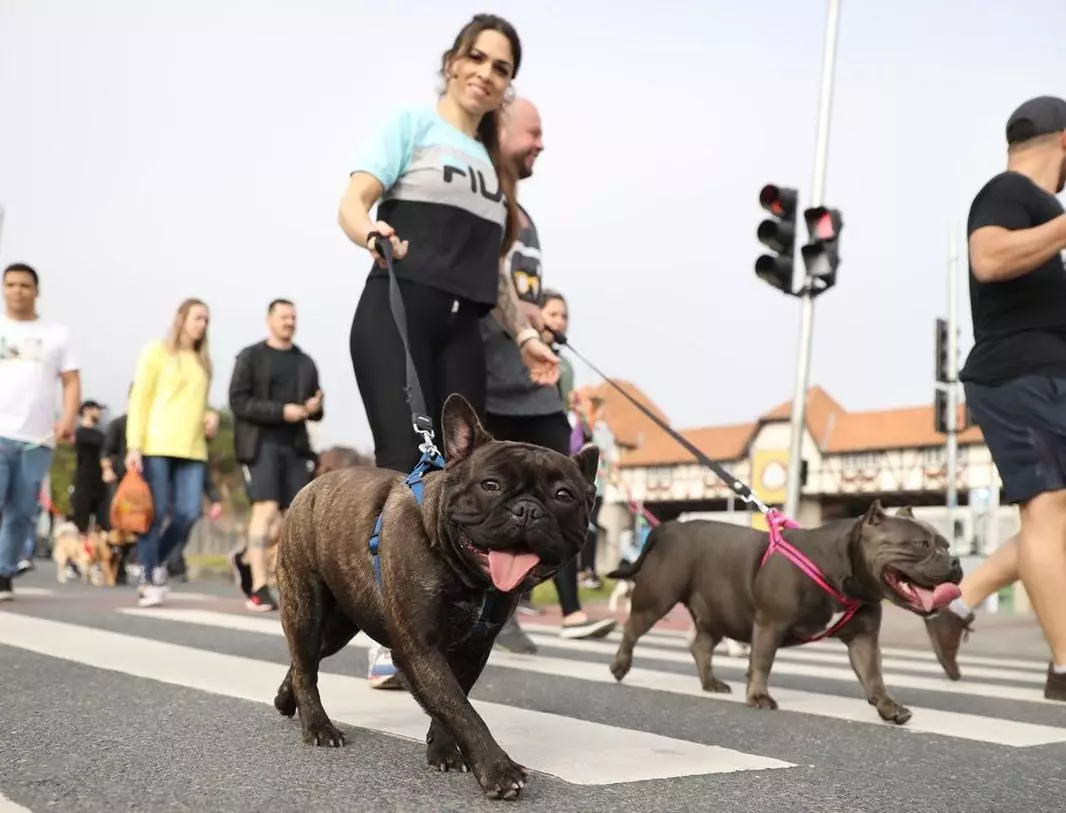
[801,206,843,294]
[935,317,950,384]
[755,184,798,294]
[934,388,948,434]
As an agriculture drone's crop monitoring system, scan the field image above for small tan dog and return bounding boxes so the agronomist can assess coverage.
[52,521,119,586]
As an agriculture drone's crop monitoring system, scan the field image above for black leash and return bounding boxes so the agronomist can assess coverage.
[371,232,439,456]
[548,329,773,516]
[364,232,501,627]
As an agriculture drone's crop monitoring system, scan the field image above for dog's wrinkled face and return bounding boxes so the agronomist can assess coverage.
[852,500,963,617]
[437,394,598,593]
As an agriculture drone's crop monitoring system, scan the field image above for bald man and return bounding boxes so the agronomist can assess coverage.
[481,98,617,651]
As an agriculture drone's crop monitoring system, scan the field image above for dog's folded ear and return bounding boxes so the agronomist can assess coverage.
[441,394,493,464]
[573,445,600,487]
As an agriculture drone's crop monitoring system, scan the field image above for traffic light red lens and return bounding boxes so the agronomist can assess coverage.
[815,214,834,239]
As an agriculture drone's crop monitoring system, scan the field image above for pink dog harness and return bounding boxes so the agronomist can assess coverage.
[760,509,862,643]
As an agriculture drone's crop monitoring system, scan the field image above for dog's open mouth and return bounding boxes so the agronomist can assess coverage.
[883,567,960,613]
[460,536,541,592]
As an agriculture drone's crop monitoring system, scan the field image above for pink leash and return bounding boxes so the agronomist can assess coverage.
[760,508,861,643]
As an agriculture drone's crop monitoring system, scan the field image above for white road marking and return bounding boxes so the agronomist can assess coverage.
[0,790,32,812]
[0,613,793,784]
[113,607,1066,748]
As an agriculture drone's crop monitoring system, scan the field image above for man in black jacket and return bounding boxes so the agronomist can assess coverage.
[228,299,324,611]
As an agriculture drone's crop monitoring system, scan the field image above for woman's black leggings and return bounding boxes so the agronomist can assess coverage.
[350,275,488,474]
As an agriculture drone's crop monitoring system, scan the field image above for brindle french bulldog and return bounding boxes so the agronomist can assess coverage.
[608,501,963,724]
[273,394,598,800]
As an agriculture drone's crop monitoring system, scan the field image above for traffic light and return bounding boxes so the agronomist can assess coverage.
[755,184,798,294]
[935,317,950,384]
[801,206,843,294]
[934,388,948,434]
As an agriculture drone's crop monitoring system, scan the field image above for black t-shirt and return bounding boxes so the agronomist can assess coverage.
[959,171,1066,385]
[263,346,302,444]
[74,425,105,495]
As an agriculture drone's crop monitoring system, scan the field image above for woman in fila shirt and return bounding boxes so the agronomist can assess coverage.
[339,13,558,476]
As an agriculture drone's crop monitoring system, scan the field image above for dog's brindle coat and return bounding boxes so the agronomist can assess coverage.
[608,502,963,724]
[273,395,598,800]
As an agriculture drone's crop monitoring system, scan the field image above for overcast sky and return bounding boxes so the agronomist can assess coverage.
[1,0,1064,451]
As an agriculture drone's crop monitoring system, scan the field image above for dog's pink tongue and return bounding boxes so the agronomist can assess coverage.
[487,551,540,592]
[914,583,962,612]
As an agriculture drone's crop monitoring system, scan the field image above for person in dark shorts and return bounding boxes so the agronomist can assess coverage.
[228,299,323,612]
[923,95,1066,701]
[482,98,617,652]
[70,400,107,535]
[338,15,559,688]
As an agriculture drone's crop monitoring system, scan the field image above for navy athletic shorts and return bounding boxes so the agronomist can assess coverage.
[964,375,1066,505]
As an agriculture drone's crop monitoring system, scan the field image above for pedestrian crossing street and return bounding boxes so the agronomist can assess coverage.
[1,586,1063,788]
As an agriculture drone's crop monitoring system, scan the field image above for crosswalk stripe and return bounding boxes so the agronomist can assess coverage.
[0,790,32,812]
[0,612,793,783]
[545,623,1052,674]
[114,607,1066,748]
[520,631,1046,685]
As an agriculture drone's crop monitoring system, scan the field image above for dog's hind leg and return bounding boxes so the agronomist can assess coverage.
[278,575,346,747]
[610,584,677,682]
[275,603,358,719]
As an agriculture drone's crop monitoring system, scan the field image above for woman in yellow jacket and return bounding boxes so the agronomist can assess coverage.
[125,298,217,607]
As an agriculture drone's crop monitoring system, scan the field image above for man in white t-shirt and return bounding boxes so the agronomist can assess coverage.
[0,263,80,600]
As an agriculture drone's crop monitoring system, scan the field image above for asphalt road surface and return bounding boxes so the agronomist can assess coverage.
[2,565,1064,813]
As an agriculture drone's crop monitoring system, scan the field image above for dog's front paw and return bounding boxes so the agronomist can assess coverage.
[274,678,297,718]
[702,677,732,693]
[301,716,346,747]
[473,753,529,800]
[427,732,467,773]
[874,697,912,725]
[609,653,631,682]
[746,691,778,710]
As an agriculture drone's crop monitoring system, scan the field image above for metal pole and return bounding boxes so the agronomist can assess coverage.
[945,220,960,551]
[784,0,842,519]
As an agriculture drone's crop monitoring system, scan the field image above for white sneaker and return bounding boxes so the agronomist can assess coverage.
[367,643,405,690]
[137,585,166,607]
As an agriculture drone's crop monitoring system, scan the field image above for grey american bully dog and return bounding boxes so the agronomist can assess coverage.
[608,501,963,724]
[273,394,598,801]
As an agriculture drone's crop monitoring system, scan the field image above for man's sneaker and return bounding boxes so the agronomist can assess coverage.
[245,586,278,612]
[1045,665,1066,701]
[923,609,975,680]
[137,584,166,608]
[0,575,13,601]
[560,616,616,640]
[16,559,33,575]
[229,548,253,598]
[494,615,538,654]
[367,643,406,690]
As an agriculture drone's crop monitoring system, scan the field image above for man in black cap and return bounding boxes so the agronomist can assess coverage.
[924,95,1066,701]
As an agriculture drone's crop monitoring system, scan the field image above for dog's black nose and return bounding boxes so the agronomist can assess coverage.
[509,499,544,525]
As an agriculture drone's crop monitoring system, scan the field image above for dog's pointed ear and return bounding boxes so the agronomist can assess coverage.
[441,394,492,464]
[861,499,886,527]
[573,445,600,487]
[895,505,915,519]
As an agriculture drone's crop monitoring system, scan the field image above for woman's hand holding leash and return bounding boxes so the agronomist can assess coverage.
[366,222,408,268]
[519,333,559,386]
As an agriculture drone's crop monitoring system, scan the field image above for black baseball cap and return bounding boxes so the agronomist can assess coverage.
[1006,96,1066,145]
